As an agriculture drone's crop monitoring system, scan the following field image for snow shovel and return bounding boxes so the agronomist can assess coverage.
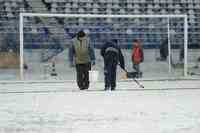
[121,69,144,88]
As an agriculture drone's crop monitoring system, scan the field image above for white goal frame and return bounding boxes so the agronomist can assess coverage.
[19,13,188,80]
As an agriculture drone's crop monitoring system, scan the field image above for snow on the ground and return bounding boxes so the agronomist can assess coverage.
[0,81,200,133]
[0,49,199,133]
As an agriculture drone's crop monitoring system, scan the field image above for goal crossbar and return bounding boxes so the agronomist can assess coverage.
[19,13,188,80]
[20,13,187,18]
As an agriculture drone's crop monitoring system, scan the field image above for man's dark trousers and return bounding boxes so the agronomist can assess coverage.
[76,63,91,90]
[104,58,117,90]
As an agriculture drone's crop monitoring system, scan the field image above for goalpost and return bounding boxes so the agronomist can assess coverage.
[19,13,188,80]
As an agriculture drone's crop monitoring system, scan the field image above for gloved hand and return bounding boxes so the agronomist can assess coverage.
[91,60,95,66]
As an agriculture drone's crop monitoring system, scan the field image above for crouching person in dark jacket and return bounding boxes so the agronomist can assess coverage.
[101,40,125,91]
[69,31,95,90]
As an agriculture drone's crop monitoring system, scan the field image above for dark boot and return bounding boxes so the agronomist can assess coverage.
[80,87,87,90]
[111,87,115,91]
[104,86,109,91]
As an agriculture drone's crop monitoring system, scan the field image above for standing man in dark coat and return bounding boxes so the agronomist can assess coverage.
[159,39,168,61]
[101,40,125,91]
[69,31,95,90]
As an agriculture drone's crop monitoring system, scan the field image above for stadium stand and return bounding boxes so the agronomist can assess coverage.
[0,0,199,53]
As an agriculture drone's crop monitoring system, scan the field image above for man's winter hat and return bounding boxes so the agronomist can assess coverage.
[77,30,86,38]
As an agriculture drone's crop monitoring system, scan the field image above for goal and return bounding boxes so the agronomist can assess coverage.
[19,13,188,80]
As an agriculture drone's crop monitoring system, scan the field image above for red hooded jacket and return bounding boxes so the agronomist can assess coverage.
[131,42,144,64]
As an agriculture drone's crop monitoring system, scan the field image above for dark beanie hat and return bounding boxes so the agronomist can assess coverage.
[77,31,86,38]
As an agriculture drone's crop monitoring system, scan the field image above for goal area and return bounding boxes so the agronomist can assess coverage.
[19,13,188,81]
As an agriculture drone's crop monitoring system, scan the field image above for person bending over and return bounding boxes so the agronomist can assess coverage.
[101,40,125,91]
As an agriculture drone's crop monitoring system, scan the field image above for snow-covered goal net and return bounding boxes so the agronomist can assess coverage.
[19,13,188,81]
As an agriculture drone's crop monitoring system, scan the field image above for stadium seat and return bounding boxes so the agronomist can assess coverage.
[175,9,181,14]
[106,9,112,14]
[51,7,57,13]
[119,8,125,14]
[160,9,167,14]
[65,2,71,8]
[147,9,154,14]
[93,8,98,14]
[65,7,70,13]
[188,4,194,8]
[93,3,98,8]
[188,9,194,14]
[133,4,139,8]
[127,3,133,9]
[148,4,153,9]
[154,4,160,9]
[195,3,200,8]
[133,9,140,14]
[78,8,85,13]
[72,2,78,8]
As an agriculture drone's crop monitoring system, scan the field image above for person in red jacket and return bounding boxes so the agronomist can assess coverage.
[131,39,144,78]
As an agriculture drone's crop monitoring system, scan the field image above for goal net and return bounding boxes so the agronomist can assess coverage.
[19,13,188,81]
